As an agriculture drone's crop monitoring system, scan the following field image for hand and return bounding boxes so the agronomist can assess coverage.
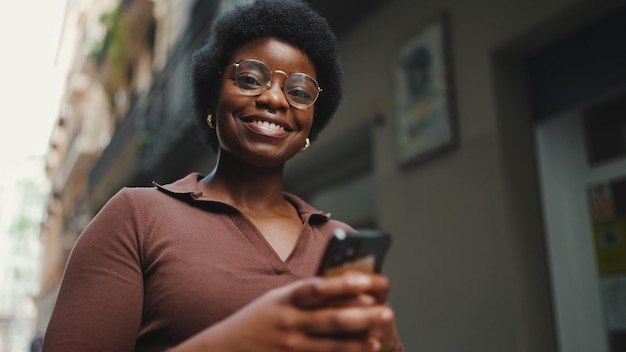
[292,271,403,352]
[291,270,390,309]
[170,272,396,352]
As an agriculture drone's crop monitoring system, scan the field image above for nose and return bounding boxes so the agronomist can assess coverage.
[256,72,290,110]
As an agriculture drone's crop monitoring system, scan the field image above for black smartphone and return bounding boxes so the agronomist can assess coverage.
[316,228,392,276]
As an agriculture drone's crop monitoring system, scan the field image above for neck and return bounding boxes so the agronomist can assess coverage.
[201,150,288,211]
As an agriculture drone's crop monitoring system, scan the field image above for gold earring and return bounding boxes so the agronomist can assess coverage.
[206,114,214,129]
[300,138,311,151]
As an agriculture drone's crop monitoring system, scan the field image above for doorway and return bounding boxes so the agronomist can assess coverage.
[537,91,626,352]
[527,5,626,351]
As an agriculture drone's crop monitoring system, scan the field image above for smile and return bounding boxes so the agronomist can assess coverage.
[254,120,283,131]
[240,117,292,138]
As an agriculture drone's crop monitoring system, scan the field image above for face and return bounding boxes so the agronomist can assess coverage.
[214,37,317,167]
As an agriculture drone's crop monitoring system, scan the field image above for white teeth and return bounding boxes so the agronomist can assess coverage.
[256,120,282,130]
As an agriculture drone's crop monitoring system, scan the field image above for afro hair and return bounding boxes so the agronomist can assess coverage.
[190,0,343,151]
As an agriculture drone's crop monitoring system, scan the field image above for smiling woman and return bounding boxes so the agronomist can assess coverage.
[41,1,403,351]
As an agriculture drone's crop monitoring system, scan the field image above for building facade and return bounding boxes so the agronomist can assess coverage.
[0,156,46,352]
[40,0,626,351]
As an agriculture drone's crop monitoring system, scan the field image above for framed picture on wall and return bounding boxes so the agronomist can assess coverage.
[392,13,457,169]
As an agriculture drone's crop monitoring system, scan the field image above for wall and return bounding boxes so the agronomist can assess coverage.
[318,0,622,350]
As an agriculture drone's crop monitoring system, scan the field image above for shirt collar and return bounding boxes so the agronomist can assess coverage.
[153,172,330,220]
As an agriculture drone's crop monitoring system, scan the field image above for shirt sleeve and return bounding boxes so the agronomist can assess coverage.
[42,189,145,352]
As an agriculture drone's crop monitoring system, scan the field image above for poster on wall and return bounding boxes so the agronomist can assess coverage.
[392,13,457,169]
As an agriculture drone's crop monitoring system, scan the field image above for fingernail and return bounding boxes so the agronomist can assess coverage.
[380,307,393,321]
[347,273,371,286]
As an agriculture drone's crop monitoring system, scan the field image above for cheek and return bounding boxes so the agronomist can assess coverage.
[213,89,239,143]
[215,84,246,119]
[297,109,315,134]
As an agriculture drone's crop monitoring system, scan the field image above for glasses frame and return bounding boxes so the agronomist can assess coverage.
[226,59,322,109]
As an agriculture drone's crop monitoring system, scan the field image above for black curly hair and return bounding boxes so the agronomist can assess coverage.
[190,0,343,151]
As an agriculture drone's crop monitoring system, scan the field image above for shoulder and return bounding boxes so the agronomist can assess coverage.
[98,186,167,215]
[86,185,189,240]
[101,173,205,213]
[115,185,169,204]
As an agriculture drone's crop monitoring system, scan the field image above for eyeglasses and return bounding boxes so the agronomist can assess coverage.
[227,59,322,109]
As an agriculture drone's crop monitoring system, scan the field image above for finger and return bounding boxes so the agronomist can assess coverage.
[297,305,394,335]
[280,332,380,352]
[325,293,377,307]
[291,272,389,308]
[325,272,390,301]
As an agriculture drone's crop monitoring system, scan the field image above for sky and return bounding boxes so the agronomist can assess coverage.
[0,0,68,168]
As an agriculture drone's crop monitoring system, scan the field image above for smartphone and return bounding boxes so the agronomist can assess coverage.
[316,228,392,276]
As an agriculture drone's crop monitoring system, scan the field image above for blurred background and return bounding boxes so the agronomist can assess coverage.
[1,0,626,351]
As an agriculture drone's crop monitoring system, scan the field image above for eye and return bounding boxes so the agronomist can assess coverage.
[235,72,265,89]
[284,74,318,104]
[286,86,314,104]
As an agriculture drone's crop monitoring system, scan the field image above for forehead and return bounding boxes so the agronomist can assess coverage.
[230,37,317,77]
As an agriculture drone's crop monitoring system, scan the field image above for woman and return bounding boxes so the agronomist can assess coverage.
[42,0,403,351]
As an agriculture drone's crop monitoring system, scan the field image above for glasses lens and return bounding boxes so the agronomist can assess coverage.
[284,74,320,108]
[234,60,271,95]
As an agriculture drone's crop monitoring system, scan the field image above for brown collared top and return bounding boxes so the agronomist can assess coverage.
[43,173,352,352]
